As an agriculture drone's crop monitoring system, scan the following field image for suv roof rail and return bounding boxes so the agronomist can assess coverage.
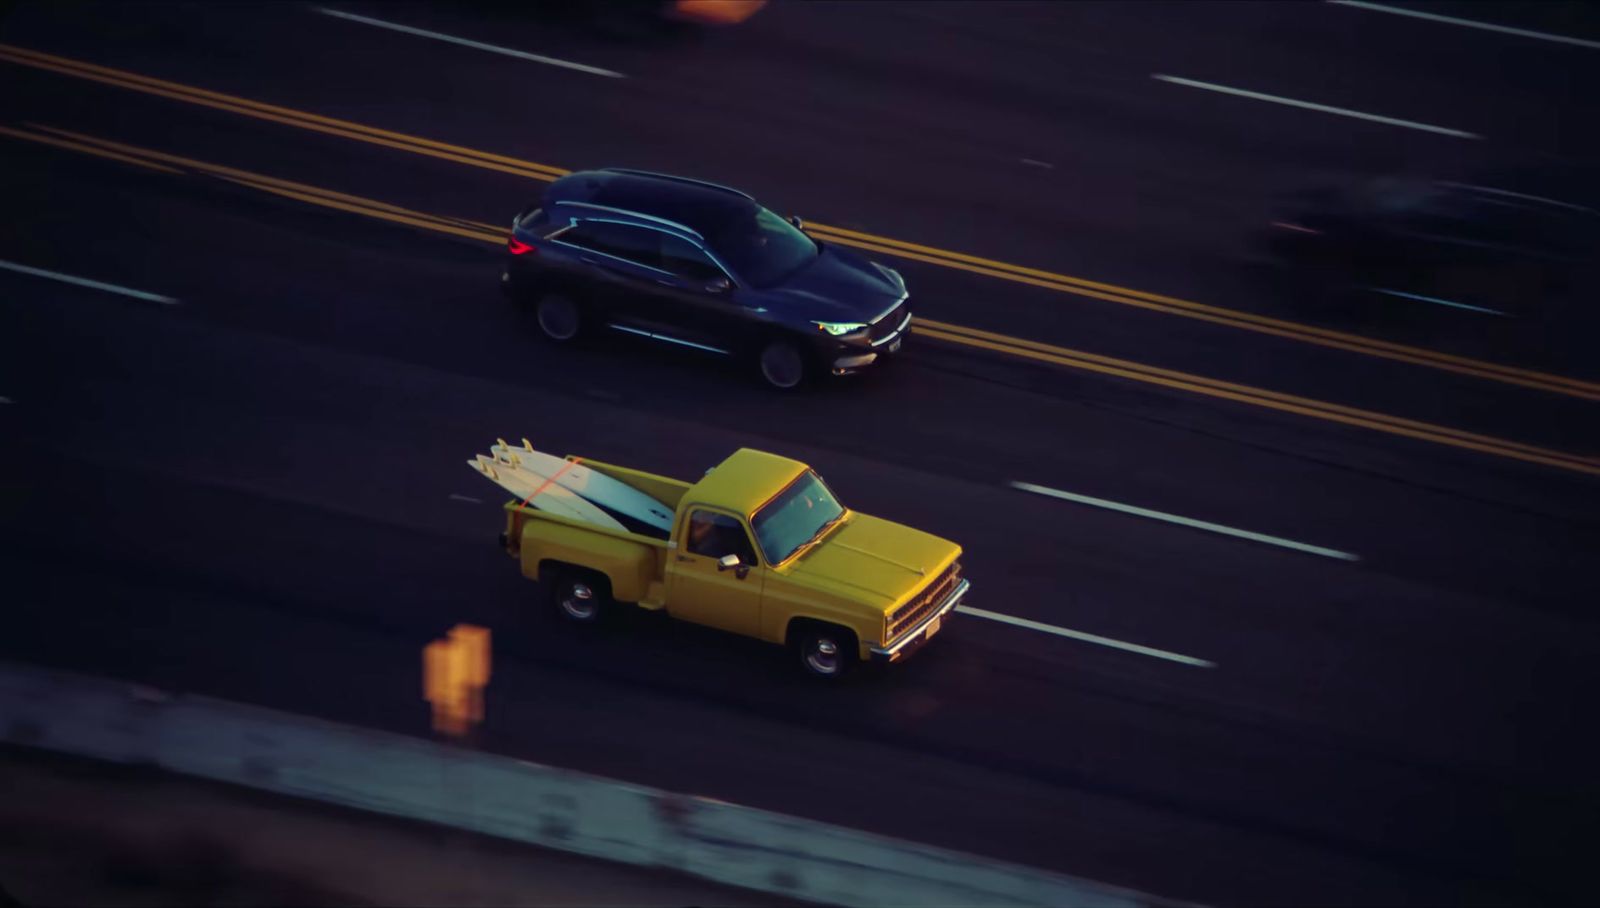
[549,200,703,239]
[600,168,756,201]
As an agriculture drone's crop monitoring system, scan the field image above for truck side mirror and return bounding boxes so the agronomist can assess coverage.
[717,553,750,579]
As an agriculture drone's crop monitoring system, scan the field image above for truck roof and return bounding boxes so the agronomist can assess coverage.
[691,448,808,515]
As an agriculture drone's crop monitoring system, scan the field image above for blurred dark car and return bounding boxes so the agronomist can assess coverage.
[1264,176,1598,318]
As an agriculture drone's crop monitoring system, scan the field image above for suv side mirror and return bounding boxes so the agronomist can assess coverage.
[704,276,732,294]
[788,215,804,230]
[717,553,750,579]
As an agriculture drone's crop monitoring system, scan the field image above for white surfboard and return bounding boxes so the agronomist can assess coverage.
[467,456,627,532]
[489,438,675,533]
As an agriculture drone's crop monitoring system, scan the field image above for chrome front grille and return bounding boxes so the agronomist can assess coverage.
[887,562,959,641]
[869,302,909,344]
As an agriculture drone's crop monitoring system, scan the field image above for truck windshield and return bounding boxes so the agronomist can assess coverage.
[752,470,844,565]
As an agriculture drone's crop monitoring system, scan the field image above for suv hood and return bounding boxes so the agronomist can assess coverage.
[782,513,959,607]
[765,244,904,323]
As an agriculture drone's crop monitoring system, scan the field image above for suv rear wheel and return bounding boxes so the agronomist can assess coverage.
[535,294,582,342]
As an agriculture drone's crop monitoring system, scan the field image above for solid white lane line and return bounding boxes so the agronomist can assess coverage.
[1151,74,1481,139]
[0,259,177,305]
[1010,481,1361,561]
[1368,287,1507,316]
[1437,182,1595,213]
[316,8,626,78]
[955,605,1217,668]
[448,493,483,504]
[1328,1,1600,50]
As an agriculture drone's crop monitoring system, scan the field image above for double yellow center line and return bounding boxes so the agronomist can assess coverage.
[2,48,1596,476]
[6,122,506,244]
[3,41,1596,404]
[916,320,1598,474]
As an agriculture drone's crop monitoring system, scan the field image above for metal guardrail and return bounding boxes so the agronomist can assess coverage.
[0,660,1176,908]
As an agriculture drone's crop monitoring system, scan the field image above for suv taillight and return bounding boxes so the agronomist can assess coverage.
[508,237,533,255]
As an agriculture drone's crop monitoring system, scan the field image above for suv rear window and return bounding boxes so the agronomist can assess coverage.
[564,221,663,268]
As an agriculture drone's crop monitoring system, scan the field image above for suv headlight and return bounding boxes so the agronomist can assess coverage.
[814,321,869,337]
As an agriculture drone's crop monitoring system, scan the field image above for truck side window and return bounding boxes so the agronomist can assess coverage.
[685,510,756,564]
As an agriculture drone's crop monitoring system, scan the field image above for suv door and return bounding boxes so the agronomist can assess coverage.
[654,233,750,354]
[554,219,676,329]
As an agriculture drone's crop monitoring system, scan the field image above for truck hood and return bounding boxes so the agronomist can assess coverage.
[782,513,960,607]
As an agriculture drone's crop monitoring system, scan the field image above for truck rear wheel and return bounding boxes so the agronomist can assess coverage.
[548,569,609,624]
[792,623,857,679]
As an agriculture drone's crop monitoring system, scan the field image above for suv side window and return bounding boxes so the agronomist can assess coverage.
[660,234,725,282]
[564,221,663,269]
[685,510,757,564]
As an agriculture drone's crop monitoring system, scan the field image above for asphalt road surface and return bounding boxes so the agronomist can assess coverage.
[3,2,1598,905]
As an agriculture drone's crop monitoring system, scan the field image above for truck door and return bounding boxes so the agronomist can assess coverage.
[667,508,764,637]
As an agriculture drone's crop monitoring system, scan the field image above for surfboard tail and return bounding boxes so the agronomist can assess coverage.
[467,445,630,531]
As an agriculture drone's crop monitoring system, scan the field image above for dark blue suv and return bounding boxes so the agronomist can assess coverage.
[501,169,911,389]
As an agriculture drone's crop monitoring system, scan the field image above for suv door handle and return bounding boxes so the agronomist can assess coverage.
[655,277,678,287]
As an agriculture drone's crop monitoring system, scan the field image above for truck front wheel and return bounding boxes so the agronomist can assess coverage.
[791,623,858,679]
[548,569,609,624]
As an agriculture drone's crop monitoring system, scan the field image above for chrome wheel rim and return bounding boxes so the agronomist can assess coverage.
[761,344,803,388]
[804,637,841,675]
[538,297,579,340]
[560,582,596,620]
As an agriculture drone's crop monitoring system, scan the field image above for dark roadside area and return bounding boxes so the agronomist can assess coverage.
[0,745,808,907]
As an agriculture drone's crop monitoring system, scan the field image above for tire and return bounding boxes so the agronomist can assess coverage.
[791,623,858,679]
[758,339,807,390]
[547,568,608,624]
[534,294,582,342]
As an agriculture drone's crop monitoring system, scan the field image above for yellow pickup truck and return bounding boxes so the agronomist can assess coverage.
[497,448,968,677]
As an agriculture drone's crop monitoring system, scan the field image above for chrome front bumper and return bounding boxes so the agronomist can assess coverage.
[833,321,907,374]
[870,578,970,662]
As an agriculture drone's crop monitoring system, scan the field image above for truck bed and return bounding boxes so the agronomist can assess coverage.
[501,457,691,542]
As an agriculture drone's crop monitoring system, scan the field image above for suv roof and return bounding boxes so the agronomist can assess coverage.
[545,169,758,240]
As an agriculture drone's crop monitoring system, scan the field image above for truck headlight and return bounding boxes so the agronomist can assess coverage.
[814,321,869,337]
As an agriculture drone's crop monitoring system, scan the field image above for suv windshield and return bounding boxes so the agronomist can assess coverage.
[752,470,844,564]
[710,207,819,288]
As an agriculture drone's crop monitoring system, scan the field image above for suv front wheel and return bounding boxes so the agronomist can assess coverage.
[758,339,807,390]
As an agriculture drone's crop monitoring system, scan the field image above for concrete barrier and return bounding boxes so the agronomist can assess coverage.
[0,661,1175,907]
